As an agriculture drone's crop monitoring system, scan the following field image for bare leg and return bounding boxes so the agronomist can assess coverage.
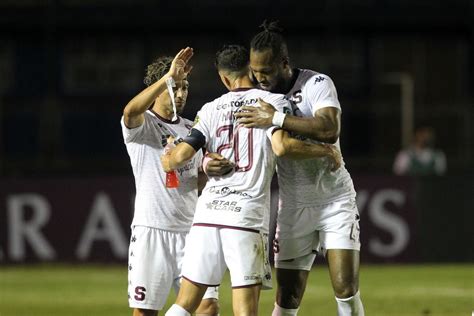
[275,268,309,308]
[133,308,157,316]
[327,249,364,315]
[174,278,208,314]
[232,284,261,316]
[326,249,359,298]
[195,298,219,316]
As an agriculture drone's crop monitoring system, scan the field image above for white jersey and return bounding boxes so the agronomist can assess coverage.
[121,110,203,232]
[277,69,356,207]
[190,88,289,232]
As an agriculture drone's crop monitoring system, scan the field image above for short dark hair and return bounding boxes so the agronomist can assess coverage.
[215,45,249,74]
[250,20,288,61]
[143,56,173,86]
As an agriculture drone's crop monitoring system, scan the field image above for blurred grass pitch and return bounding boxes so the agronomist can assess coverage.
[0,264,472,315]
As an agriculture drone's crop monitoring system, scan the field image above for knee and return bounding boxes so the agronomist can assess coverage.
[278,295,301,309]
[195,298,219,316]
[277,287,304,309]
[333,276,358,299]
[233,304,258,316]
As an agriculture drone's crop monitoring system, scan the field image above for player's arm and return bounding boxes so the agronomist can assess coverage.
[161,127,208,172]
[281,107,340,144]
[271,129,341,171]
[197,152,234,193]
[161,142,197,172]
[123,47,194,128]
[235,100,340,144]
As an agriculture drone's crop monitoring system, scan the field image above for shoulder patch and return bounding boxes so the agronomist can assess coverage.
[314,76,325,84]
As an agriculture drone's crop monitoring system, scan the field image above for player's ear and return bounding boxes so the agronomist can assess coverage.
[218,71,232,90]
[223,76,232,90]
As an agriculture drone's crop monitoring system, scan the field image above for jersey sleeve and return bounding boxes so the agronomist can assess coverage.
[261,92,291,113]
[120,114,149,143]
[266,126,280,140]
[305,74,341,116]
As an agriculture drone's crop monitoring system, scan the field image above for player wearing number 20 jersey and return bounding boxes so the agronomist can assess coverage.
[190,88,287,233]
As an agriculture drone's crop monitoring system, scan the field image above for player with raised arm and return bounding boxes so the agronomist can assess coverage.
[235,21,365,316]
[121,47,232,316]
[161,45,341,316]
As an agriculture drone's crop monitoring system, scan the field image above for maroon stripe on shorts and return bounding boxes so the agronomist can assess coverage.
[192,223,259,234]
[232,283,262,289]
[182,276,220,287]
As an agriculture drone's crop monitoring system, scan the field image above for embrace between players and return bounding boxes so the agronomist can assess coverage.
[121,21,364,316]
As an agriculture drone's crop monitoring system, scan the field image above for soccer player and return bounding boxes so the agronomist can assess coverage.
[235,21,365,316]
[161,45,341,316]
[121,47,232,316]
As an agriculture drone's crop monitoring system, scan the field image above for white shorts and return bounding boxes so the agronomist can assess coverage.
[181,225,272,289]
[274,198,361,270]
[127,226,218,311]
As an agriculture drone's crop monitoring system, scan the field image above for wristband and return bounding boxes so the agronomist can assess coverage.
[272,111,286,128]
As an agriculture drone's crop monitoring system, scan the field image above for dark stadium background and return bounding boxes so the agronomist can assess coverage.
[0,0,472,264]
[0,2,473,316]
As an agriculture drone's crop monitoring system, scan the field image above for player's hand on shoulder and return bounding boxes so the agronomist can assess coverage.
[204,153,235,176]
[168,47,194,82]
[325,144,342,172]
[235,98,275,128]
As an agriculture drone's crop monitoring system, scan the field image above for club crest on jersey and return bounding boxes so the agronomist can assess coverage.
[290,90,302,105]
[192,115,200,127]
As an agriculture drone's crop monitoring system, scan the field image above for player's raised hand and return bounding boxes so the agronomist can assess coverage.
[235,98,276,128]
[168,47,194,82]
[325,144,342,172]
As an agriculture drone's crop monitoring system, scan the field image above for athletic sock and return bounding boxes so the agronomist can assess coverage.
[335,291,365,316]
[272,302,299,316]
[165,304,191,316]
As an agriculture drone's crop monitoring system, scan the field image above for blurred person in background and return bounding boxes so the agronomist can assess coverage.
[121,47,232,316]
[393,126,447,176]
[235,21,364,316]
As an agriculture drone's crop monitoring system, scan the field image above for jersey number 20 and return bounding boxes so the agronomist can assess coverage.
[216,124,253,172]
